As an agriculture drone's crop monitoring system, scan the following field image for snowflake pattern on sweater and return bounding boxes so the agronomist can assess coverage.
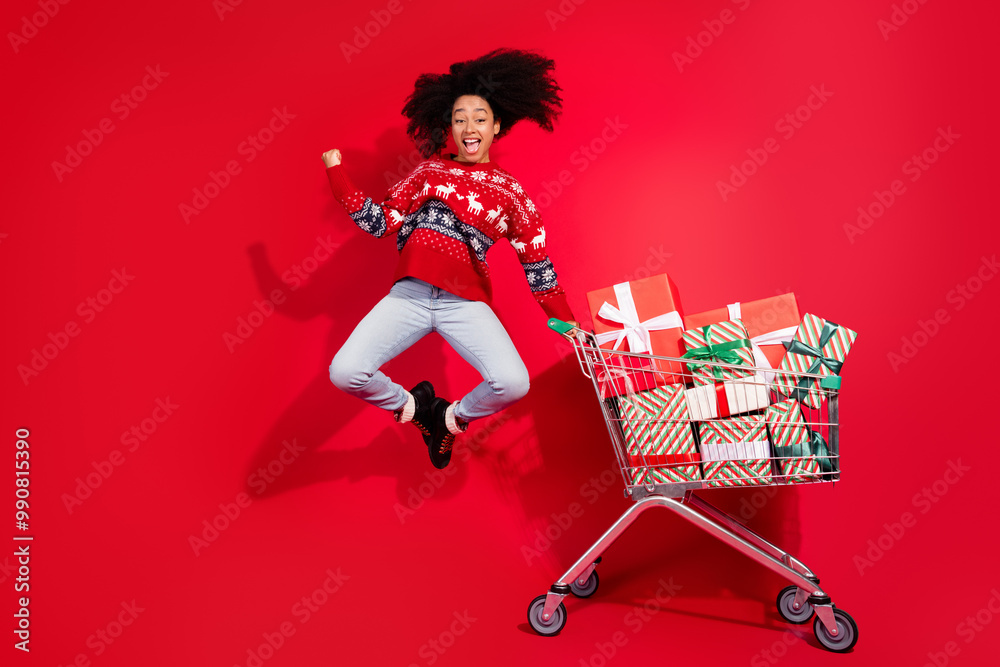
[326,155,574,321]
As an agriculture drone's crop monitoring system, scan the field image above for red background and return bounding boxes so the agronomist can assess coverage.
[4,0,999,664]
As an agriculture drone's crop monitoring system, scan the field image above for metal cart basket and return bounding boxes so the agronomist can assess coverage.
[525,319,858,653]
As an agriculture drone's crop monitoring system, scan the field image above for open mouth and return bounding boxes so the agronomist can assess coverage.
[463,138,481,154]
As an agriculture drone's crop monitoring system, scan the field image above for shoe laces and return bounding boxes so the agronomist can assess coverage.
[439,432,456,454]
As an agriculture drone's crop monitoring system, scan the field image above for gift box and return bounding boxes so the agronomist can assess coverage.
[774,314,858,408]
[680,319,755,386]
[684,377,770,421]
[629,462,700,486]
[684,293,800,380]
[764,399,836,483]
[698,414,773,487]
[616,384,701,482]
[587,274,685,396]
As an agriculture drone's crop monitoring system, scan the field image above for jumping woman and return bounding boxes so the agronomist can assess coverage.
[323,48,577,469]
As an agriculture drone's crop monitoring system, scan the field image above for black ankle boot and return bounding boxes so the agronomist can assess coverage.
[394,381,435,446]
[427,397,460,469]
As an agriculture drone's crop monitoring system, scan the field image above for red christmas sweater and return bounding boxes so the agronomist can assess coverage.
[326,154,575,322]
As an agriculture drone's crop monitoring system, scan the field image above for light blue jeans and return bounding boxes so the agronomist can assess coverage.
[329,277,530,422]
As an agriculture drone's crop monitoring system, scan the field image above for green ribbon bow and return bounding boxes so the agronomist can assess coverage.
[682,328,752,380]
[783,320,844,402]
[783,429,837,475]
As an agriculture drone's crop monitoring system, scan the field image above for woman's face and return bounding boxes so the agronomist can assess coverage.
[451,95,500,163]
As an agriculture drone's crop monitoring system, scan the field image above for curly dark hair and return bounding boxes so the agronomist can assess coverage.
[402,49,563,158]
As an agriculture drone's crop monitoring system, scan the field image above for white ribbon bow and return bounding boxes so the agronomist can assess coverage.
[595,282,683,354]
[727,301,797,382]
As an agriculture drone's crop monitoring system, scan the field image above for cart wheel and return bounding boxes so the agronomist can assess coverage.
[813,608,858,652]
[570,570,600,598]
[776,586,813,624]
[527,595,566,636]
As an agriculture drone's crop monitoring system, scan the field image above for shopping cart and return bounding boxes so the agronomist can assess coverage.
[525,319,858,653]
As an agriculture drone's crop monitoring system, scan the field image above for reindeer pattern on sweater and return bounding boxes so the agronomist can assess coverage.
[327,155,571,319]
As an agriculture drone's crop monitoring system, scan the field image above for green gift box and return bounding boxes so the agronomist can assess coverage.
[681,319,755,387]
[774,314,858,408]
[764,399,836,483]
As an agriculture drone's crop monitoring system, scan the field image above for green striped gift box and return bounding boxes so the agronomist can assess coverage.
[617,384,701,482]
[681,319,756,387]
[698,414,773,487]
[764,399,823,483]
[774,313,858,408]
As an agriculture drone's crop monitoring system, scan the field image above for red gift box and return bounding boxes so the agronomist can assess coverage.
[586,274,685,397]
[683,293,800,377]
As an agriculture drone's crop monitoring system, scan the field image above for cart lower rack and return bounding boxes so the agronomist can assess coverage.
[525,320,858,653]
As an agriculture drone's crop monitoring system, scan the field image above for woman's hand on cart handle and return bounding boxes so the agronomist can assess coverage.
[547,318,580,341]
[321,149,342,168]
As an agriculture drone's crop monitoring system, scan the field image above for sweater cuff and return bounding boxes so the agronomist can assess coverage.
[326,165,358,203]
[537,291,576,323]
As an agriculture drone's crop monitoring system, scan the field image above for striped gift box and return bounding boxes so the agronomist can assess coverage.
[617,384,701,482]
[629,461,701,486]
[681,319,756,387]
[774,314,858,408]
[765,399,822,483]
[698,414,773,487]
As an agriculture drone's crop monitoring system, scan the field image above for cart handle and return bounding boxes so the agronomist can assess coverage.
[820,376,842,389]
[547,318,576,335]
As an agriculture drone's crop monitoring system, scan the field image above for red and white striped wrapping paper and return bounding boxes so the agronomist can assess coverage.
[774,313,858,408]
[698,414,773,487]
[764,399,822,483]
[681,319,756,387]
[617,383,701,483]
